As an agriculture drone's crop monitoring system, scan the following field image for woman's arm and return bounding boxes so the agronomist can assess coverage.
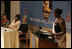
[8,20,14,28]
[14,21,20,30]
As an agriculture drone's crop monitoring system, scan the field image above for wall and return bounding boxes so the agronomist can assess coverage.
[20,1,71,33]
[10,1,20,22]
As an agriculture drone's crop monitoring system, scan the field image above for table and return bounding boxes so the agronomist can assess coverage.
[30,30,58,48]
[1,27,19,48]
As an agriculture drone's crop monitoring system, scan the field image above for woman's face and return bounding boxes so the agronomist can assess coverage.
[44,1,49,5]
[15,17,19,21]
[22,18,27,23]
[53,11,58,18]
[2,15,7,19]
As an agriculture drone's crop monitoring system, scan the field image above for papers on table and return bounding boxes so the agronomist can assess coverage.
[40,30,48,33]
[40,30,52,35]
[42,33,52,35]
[1,27,16,33]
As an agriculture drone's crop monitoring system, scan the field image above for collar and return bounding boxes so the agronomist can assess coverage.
[21,22,27,24]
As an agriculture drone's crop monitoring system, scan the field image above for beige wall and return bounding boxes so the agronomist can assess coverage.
[10,1,20,22]
[66,33,71,48]
[1,1,5,16]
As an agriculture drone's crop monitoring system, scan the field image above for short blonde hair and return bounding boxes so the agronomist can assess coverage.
[23,15,28,19]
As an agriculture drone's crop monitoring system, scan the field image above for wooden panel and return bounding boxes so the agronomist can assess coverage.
[39,38,58,48]
[10,1,20,22]
[30,32,33,48]
[30,33,39,48]
[35,35,39,48]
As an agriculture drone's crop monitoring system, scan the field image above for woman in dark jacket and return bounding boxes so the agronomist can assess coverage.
[18,16,28,38]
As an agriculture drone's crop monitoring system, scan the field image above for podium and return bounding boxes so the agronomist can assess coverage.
[30,30,58,48]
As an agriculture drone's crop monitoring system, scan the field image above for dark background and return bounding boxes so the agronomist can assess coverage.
[5,1,10,21]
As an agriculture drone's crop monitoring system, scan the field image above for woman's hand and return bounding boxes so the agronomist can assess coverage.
[19,31,22,35]
[19,31,22,33]
[54,33,62,36]
[7,26,11,28]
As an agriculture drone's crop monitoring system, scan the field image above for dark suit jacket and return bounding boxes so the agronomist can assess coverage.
[18,23,28,33]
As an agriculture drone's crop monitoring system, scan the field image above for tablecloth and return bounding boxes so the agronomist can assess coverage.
[1,27,19,48]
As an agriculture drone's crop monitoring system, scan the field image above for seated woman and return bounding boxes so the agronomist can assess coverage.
[18,16,28,38]
[8,14,20,30]
[1,14,9,27]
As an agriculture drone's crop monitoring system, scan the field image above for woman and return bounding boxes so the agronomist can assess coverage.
[49,8,66,48]
[18,16,28,38]
[1,14,9,27]
[8,14,20,30]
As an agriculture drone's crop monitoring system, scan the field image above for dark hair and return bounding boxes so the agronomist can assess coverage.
[54,8,62,15]
[15,14,20,20]
[2,14,7,16]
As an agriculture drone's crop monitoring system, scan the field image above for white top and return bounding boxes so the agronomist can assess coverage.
[9,20,20,30]
[52,18,58,34]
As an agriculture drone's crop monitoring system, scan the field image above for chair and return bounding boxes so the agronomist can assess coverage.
[19,32,29,48]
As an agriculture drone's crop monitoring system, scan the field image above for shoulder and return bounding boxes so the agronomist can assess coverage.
[5,19,9,22]
[59,17,65,24]
[12,20,15,22]
[59,17,65,27]
[17,20,21,23]
[18,20,20,22]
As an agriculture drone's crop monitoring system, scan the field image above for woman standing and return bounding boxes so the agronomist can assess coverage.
[49,8,66,48]
[8,14,20,30]
[1,14,9,27]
